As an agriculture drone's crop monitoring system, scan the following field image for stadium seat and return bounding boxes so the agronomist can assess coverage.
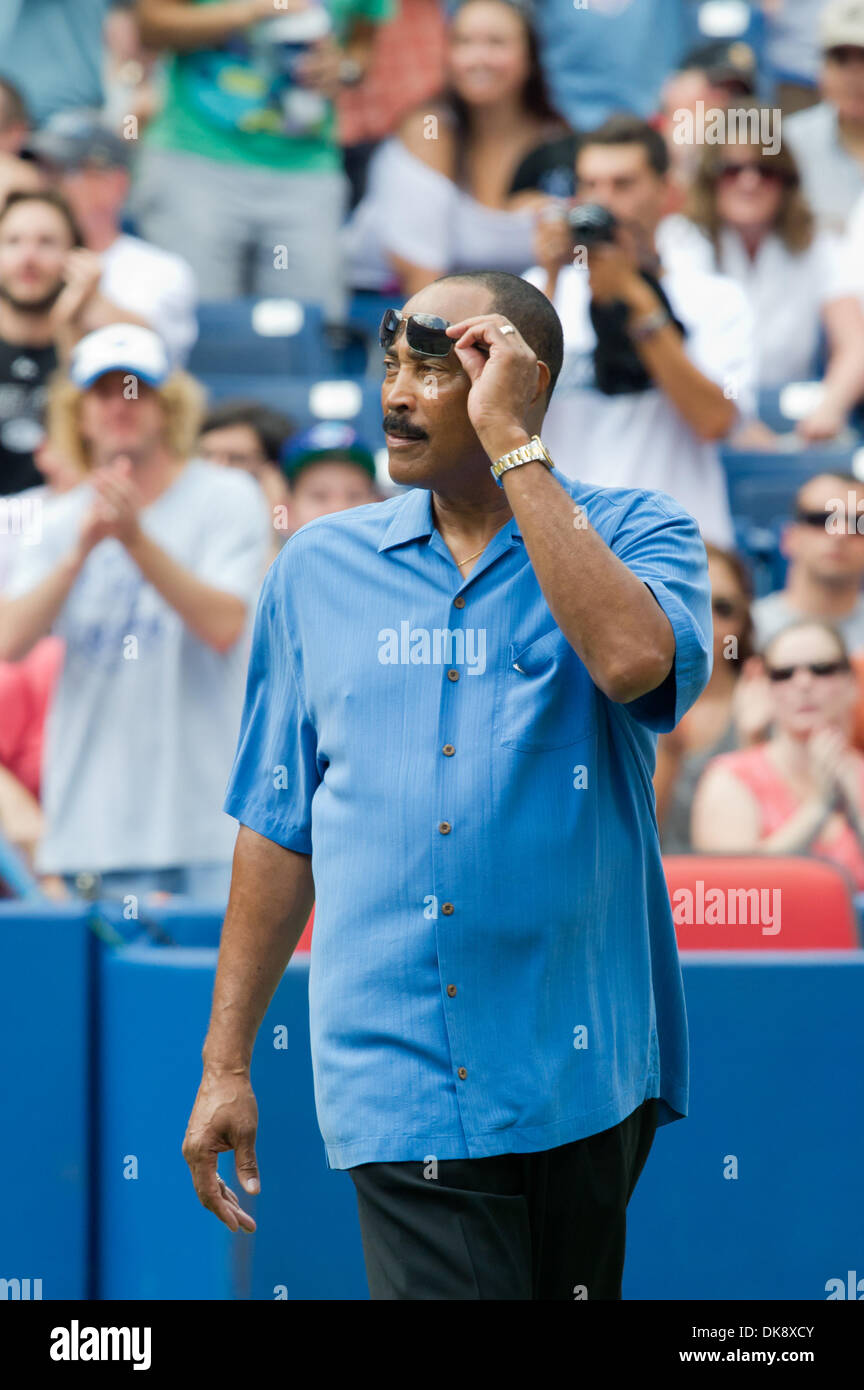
[200,374,386,452]
[663,854,860,949]
[188,299,329,377]
[721,446,859,531]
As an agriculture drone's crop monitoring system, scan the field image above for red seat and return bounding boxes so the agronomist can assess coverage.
[663,855,860,950]
[295,906,314,953]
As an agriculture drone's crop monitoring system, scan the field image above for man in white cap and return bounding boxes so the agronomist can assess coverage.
[784,0,864,230]
[0,323,272,903]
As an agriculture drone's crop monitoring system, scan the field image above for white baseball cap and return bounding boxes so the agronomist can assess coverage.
[69,323,171,390]
[821,0,864,50]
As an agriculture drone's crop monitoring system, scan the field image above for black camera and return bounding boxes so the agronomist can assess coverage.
[567,202,618,248]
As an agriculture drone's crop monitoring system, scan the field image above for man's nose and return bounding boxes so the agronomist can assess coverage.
[383,362,420,409]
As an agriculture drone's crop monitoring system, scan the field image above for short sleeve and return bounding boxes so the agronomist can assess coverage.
[222,554,321,853]
[192,470,271,604]
[814,230,861,304]
[371,138,454,270]
[609,493,713,732]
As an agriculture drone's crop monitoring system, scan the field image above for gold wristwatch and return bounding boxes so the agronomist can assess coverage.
[490,435,554,487]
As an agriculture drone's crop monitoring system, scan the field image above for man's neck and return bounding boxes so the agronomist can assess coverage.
[784,565,862,619]
[0,300,54,348]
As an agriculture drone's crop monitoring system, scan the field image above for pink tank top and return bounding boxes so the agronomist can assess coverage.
[708,744,864,892]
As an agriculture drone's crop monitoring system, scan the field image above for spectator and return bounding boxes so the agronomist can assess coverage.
[656,41,758,212]
[279,421,380,533]
[763,0,824,116]
[0,0,113,129]
[0,78,43,208]
[338,0,448,209]
[0,635,63,871]
[0,190,109,495]
[752,472,864,650]
[783,0,864,230]
[524,115,754,547]
[656,543,768,852]
[134,0,394,318]
[0,323,272,902]
[657,128,864,444]
[528,0,698,133]
[343,0,572,294]
[198,398,295,560]
[30,109,198,364]
[691,619,864,889]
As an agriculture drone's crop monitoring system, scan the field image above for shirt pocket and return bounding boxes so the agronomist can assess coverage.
[495,627,592,752]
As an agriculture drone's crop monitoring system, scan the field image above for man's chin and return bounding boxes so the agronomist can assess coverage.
[386,436,431,483]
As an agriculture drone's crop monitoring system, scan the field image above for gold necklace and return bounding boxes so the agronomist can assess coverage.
[455,546,485,567]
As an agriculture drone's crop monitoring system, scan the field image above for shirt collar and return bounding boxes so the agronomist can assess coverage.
[378,486,522,553]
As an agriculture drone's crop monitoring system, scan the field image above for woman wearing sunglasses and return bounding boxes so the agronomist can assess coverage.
[657,124,864,443]
[343,0,573,295]
[690,619,864,887]
[655,543,762,852]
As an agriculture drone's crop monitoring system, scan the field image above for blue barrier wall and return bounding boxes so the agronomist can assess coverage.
[0,902,93,1299]
[2,898,862,1301]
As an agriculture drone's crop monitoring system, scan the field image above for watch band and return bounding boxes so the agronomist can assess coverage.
[628,307,670,342]
[490,435,554,487]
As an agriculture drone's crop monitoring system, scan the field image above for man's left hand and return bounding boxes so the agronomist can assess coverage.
[446,313,546,456]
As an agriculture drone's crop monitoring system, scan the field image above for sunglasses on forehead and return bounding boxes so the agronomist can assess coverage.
[379,309,453,357]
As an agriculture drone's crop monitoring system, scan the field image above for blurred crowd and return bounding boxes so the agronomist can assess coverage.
[3,0,864,909]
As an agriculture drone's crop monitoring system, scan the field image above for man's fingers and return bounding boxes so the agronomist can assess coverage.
[235,1138,261,1195]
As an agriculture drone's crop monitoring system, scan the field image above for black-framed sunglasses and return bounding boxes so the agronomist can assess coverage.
[379,309,453,357]
[718,161,797,187]
[765,660,850,682]
[795,508,861,532]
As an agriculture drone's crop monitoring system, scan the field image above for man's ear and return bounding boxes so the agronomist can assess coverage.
[532,360,552,407]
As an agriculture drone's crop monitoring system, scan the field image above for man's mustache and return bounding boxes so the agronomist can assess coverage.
[383,416,428,440]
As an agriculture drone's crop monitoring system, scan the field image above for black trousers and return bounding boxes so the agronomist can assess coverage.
[348,1098,659,1300]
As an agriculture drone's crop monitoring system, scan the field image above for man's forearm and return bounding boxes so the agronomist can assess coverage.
[137,0,265,49]
[483,440,675,702]
[202,826,315,1074]
[125,529,248,652]
[622,278,735,440]
[0,549,83,661]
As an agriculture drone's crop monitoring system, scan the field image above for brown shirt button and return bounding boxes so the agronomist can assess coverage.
[442,744,455,756]
[453,596,465,609]
[438,821,451,834]
[457,1066,467,1080]
[447,669,459,682]
[446,984,457,997]
[441,902,455,915]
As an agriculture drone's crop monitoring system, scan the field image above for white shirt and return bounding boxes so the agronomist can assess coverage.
[343,138,538,290]
[6,460,271,874]
[657,214,858,386]
[100,234,198,366]
[521,261,756,548]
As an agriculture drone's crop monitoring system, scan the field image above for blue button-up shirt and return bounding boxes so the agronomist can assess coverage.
[223,469,712,1169]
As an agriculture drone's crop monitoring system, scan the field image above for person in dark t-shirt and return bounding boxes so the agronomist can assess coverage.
[0,188,106,495]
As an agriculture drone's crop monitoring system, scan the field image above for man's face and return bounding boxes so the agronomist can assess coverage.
[198,422,268,476]
[0,200,72,312]
[575,142,667,235]
[289,459,377,529]
[785,474,864,583]
[381,280,498,491]
[78,372,167,464]
[822,45,864,123]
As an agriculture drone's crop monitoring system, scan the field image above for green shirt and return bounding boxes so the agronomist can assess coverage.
[144,0,394,173]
